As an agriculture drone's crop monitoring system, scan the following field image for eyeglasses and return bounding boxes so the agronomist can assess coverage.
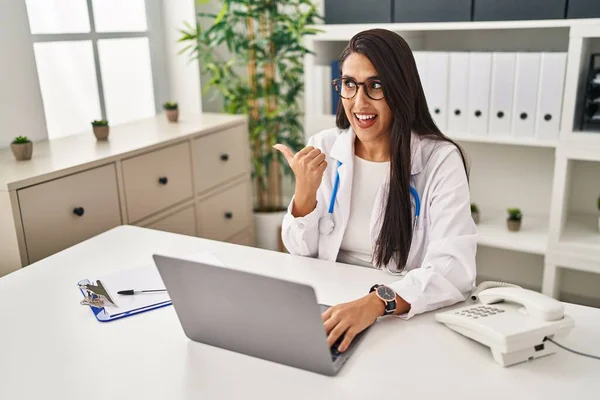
[331,77,385,100]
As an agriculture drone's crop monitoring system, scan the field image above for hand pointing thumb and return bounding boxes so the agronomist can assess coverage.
[273,144,295,165]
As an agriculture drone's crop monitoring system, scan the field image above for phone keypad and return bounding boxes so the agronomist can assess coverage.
[455,305,504,319]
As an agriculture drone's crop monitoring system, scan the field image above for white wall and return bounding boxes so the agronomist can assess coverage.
[161,0,202,115]
[0,0,47,148]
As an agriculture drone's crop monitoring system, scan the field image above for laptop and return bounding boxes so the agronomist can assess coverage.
[153,254,370,376]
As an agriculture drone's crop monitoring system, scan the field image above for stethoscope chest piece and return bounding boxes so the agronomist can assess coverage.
[319,215,335,235]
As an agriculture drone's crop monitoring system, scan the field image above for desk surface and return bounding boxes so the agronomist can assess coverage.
[0,226,598,400]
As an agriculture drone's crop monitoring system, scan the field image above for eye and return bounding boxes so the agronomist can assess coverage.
[343,79,357,88]
[369,81,383,90]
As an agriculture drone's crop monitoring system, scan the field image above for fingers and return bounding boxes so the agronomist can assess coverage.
[323,310,340,333]
[272,144,295,163]
[338,328,358,353]
[327,321,350,348]
[308,153,326,168]
[321,306,332,322]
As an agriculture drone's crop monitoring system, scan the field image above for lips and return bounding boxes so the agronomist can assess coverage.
[354,113,378,129]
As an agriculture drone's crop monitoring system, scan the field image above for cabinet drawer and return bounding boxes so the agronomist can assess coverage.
[18,164,121,263]
[193,125,248,194]
[143,205,197,237]
[197,182,252,241]
[227,230,255,247]
[122,142,193,223]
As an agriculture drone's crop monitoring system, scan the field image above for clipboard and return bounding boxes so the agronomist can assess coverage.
[78,265,172,323]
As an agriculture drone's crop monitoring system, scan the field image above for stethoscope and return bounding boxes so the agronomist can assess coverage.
[318,161,421,276]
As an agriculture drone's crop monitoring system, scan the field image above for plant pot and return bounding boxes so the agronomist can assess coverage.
[166,109,179,123]
[10,142,33,161]
[471,211,480,225]
[93,126,109,141]
[507,219,521,232]
[253,210,287,252]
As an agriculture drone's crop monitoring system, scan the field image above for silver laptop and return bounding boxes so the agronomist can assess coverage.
[153,254,370,376]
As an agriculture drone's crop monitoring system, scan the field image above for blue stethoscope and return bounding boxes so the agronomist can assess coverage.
[318,161,421,275]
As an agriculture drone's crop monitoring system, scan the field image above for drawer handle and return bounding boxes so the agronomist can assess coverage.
[73,207,85,217]
[220,153,229,161]
[224,211,233,219]
[158,177,168,185]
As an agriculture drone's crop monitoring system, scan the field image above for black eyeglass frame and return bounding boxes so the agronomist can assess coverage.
[331,77,385,101]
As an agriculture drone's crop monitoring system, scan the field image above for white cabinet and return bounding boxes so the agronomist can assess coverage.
[0,113,255,275]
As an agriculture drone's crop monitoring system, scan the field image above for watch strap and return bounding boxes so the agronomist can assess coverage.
[369,284,396,316]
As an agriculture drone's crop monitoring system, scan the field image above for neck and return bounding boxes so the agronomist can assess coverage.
[354,136,390,162]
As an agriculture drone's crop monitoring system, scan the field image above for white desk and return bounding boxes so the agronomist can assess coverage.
[1,226,598,399]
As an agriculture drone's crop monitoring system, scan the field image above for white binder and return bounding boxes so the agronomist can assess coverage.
[447,52,470,134]
[413,51,429,99]
[425,52,449,132]
[467,53,492,136]
[535,52,567,140]
[512,53,541,138]
[489,53,517,136]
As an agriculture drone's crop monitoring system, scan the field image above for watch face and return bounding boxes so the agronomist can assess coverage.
[377,285,396,301]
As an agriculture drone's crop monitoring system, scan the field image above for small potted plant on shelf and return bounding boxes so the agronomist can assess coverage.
[163,101,179,122]
[507,208,522,232]
[10,135,33,161]
[471,203,480,225]
[91,120,109,141]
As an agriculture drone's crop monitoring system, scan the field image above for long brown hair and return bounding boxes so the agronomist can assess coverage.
[335,29,468,270]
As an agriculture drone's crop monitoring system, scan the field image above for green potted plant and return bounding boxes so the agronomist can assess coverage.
[470,203,480,225]
[163,101,179,122]
[10,136,33,161]
[179,0,322,251]
[507,208,522,232]
[91,120,109,141]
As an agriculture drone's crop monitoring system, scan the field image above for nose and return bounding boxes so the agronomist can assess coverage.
[353,84,370,108]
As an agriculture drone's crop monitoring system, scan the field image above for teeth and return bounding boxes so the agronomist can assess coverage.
[355,114,376,120]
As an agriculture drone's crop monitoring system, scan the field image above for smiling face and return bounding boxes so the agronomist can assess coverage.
[341,52,393,147]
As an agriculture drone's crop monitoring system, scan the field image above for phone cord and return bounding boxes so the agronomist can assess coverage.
[544,337,600,361]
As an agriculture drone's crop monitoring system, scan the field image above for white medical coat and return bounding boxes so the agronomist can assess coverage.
[281,127,477,319]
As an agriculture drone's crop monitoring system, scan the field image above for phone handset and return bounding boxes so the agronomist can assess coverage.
[470,280,522,301]
[478,286,565,321]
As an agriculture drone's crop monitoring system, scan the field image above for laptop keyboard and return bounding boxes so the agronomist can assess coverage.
[330,334,344,361]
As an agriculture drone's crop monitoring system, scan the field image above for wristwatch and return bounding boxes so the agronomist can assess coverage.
[369,284,397,316]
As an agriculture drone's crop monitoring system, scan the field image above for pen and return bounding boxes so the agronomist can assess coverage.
[117,289,167,295]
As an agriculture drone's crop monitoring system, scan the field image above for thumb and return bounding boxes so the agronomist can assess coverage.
[273,144,295,164]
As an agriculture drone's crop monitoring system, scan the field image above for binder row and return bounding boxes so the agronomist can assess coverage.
[413,51,568,141]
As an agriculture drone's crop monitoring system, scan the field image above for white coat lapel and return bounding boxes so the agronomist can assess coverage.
[329,128,355,234]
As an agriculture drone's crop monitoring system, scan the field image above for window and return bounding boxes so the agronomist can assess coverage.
[26,0,167,139]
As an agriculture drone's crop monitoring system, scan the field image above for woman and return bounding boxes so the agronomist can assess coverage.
[274,29,477,353]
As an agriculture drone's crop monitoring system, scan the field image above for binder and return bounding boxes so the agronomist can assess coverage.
[413,51,429,98]
[447,52,470,133]
[535,52,567,140]
[467,53,492,136]
[489,52,517,136]
[425,52,449,132]
[512,53,541,138]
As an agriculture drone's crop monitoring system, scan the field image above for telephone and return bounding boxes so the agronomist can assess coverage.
[435,283,574,367]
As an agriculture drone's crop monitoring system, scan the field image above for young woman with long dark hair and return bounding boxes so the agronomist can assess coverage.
[274,29,477,353]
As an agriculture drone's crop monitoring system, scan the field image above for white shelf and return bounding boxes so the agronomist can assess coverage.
[559,132,600,161]
[476,213,549,255]
[450,133,557,148]
[307,115,557,148]
[309,19,600,41]
[559,214,600,254]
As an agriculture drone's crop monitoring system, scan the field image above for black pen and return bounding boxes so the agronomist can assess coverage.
[117,289,167,295]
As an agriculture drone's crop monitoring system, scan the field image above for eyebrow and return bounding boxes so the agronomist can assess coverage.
[341,74,380,80]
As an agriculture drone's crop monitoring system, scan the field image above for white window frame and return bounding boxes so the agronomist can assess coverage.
[29,0,168,121]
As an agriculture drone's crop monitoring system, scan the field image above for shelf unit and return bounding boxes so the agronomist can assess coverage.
[303,17,600,307]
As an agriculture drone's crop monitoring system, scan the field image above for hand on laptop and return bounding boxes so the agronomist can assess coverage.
[321,292,386,353]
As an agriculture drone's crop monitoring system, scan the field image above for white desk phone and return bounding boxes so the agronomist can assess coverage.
[434,282,575,367]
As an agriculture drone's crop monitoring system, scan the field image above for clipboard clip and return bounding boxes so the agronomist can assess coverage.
[78,279,117,308]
